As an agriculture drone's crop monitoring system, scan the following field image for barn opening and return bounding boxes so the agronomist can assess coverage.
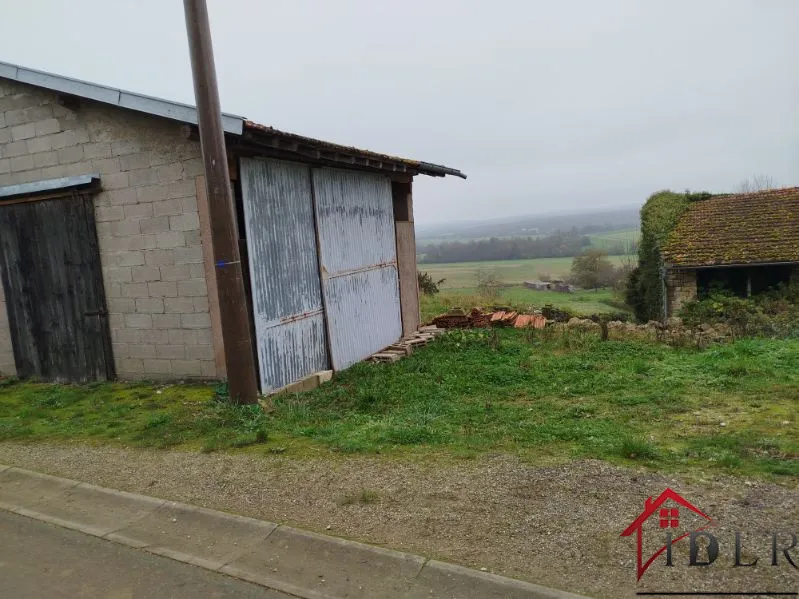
[697,264,794,298]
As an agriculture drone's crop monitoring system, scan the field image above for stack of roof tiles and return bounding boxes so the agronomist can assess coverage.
[432,309,546,329]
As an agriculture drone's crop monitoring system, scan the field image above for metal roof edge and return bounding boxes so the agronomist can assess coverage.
[0,60,466,180]
[0,60,244,135]
[418,161,467,179]
[0,174,100,199]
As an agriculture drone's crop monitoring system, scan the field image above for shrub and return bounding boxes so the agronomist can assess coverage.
[628,190,712,322]
[475,268,503,298]
[418,271,445,296]
[680,285,799,338]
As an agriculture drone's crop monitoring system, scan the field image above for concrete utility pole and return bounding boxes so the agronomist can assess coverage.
[183,0,258,404]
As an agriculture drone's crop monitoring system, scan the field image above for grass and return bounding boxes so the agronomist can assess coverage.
[0,379,266,452]
[262,331,798,477]
[587,228,640,251]
[420,287,628,322]
[419,255,636,289]
[1,331,796,479]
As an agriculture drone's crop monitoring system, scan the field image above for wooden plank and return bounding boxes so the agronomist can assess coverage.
[387,344,413,356]
[370,352,401,362]
[393,180,420,338]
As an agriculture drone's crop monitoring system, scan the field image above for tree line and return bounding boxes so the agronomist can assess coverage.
[419,230,637,264]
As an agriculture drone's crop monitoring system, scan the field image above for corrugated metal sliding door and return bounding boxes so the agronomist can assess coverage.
[240,158,329,393]
[312,169,402,370]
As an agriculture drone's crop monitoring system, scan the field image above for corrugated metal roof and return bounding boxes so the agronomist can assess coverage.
[0,60,244,134]
[662,187,799,267]
[0,60,465,179]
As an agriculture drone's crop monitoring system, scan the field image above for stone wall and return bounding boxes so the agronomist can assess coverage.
[665,268,697,317]
[0,78,220,379]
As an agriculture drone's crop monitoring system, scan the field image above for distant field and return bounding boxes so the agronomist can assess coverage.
[588,228,640,251]
[418,227,640,250]
[420,255,636,289]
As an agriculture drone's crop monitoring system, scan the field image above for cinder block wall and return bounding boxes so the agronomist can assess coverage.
[665,268,697,316]
[0,78,220,379]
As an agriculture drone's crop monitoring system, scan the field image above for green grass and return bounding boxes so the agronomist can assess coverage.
[419,255,636,289]
[262,332,798,477]
[0,380,267,452]
[420,286,628,322]
[588,228,640,251]
[1,333,796,479]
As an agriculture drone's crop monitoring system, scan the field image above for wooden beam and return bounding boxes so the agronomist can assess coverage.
[392,181,419,336]
[184,0,258,403]
[195,175,227,378]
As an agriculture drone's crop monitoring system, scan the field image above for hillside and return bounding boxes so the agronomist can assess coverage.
[416,206,640,243]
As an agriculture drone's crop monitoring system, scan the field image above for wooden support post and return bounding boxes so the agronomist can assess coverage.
[183,0,258,403]
[392,180,420,337]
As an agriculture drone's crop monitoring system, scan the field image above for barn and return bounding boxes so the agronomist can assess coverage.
[661,187,799,317]
[0,61,464,392]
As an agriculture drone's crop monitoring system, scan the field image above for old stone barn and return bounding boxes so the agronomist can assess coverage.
[0,61,464,391]
[661,187,799,316]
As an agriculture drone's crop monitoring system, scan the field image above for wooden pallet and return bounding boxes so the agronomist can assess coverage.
[368,326,445,363]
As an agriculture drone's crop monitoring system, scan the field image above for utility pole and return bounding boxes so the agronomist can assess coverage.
[183,0,258,404]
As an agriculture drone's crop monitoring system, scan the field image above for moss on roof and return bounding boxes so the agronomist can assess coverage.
[662,187,799,267]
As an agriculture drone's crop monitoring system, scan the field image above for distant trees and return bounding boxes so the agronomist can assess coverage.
[737,174,774,193]
[418,230,637,264]
[570,249,616,290]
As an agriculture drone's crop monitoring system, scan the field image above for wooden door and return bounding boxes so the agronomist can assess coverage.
[0,194,114,382]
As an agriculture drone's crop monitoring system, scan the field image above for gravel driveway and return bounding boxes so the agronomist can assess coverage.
[1,442,796,598]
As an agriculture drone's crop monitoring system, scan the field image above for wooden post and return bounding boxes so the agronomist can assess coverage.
[392,180,420,336]
[183,0,258,403]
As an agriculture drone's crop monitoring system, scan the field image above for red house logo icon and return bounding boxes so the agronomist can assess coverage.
[620,488,714,580]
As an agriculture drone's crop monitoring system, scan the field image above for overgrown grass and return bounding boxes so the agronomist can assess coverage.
[264,331,798,477]
[0,332,796,478]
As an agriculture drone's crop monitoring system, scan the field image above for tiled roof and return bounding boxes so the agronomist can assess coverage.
[662,187,799,267]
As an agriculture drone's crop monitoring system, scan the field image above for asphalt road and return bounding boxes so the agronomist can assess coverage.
[0,511,292,599]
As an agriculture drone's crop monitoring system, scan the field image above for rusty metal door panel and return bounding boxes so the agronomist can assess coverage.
[312,168,401,370]
[240,158,329,392]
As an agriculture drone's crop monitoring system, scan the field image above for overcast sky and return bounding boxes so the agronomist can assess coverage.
[2,1,797,224]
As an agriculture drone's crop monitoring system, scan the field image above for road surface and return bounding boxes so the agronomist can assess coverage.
[0,511,292,598]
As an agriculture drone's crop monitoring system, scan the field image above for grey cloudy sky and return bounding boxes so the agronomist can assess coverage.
[2,0,797,224]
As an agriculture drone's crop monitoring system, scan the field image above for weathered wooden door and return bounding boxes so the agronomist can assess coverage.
[240,158,330,393]
[0,194,114,382]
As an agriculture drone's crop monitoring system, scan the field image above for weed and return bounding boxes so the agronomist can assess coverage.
[338,488,380,506]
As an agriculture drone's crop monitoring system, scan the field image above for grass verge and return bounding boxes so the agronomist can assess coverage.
[0,331,796,478]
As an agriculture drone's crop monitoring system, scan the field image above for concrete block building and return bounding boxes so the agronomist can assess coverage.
[0,61,464,391]
[661,187,799,316]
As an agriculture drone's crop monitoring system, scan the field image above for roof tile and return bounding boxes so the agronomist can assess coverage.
[662,187,799,267]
